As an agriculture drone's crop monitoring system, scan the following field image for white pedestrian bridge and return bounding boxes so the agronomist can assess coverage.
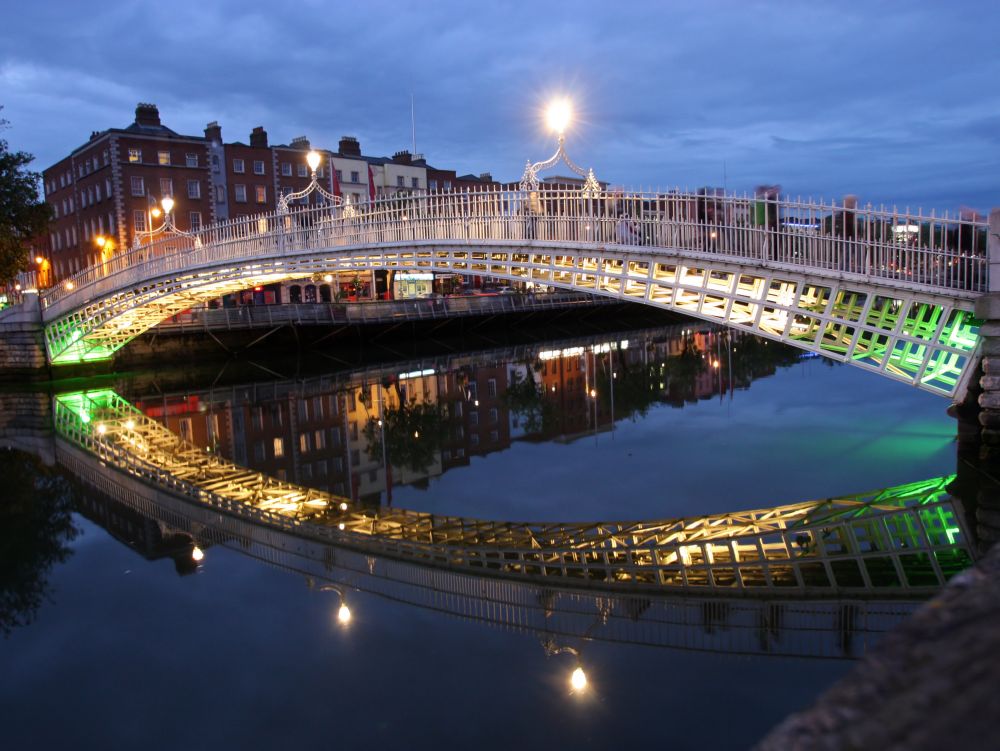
[37,188,990,398]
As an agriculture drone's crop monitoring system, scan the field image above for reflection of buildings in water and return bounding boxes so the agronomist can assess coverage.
[129,324,797,501]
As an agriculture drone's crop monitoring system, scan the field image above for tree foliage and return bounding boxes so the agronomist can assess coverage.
[0,109,52,285]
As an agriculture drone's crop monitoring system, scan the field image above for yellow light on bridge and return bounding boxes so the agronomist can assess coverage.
[339,501,348,511]
[65,281,74,290]
[35,255,44,264]
[323,274,333,283]
[546,98,572,135]
[150,207,162,219]
[306,150,322,173]
[570,666,587,692]
[161,196,175,215]
[337,603,352,625]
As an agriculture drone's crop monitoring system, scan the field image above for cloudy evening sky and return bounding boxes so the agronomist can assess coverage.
[1,0,997,212]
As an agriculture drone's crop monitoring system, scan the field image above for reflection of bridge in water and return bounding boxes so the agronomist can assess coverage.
[55,387,974,599]
[63,435,930,661]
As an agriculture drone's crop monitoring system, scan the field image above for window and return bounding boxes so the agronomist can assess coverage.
[215,185,225,203]
[252,407,264,431]
[253,160,265,175]
[281,163,292,177]
[350,421,358,441]
[128,148,141,163]
[95,183,102,201]
[299,433,311,453]
[234,184,247,203]
[232,158,245,173]
[178,418,193,441]
[130,176,145,196]
[212,154,219,167]
[133,210,147,232]
[300,463,312,481]
[253,441,265,462]
[270,403,283,427]
[470,433,480,446]
[411,177,419,188]
[467,382,477,399]
[444,180,452,190]
[189,211,202,231]
[187,179,201,199]
[351,449,360,465]
[315,460,327,476]
[105,178,112,196]
[157,151,170,165]
[186,153,199,167]
[273,437,285,458]
[429,179,438,190]
[396,176,404,188]
[489,408,498,423]
[255,185,267,203]
[350,170,359,183]
[297,164,308,177]
[312,397,324,420]
[490,430,499,442]
[487,378,497,397]
[453,401,463,418]
[314,430,326,449]
[160,178,173,197]
[336,170,343,183]
[470,411,479,426]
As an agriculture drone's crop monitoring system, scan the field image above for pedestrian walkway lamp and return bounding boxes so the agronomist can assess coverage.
[519,98,601,197]
[133,195,200,249]
[277,150,342,214]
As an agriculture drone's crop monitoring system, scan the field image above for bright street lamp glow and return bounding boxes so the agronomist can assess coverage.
[150,207,162,218]
[570,666,587,692]
[35,256,44,264]
[546,99,572,134]
[323,274,333,283]
[94,235,106,248]
[337,603,352,624]
[192,546,205,562]
[306,151,321,172]
[339,502,348,511]
[161,197,174,215]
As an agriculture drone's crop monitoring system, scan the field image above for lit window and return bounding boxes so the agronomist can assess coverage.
[234,184,247,203]
[186,153,199,167]
[299,433,311,453]
[314,429,326,449]
[233,158,245,173]
[253,160,265,175]
[157,151,170,165]
[273,437,284,458]
[130,176,145,196]
[128,149,141,163]
[255,185,267,203]
[187,180,201,199]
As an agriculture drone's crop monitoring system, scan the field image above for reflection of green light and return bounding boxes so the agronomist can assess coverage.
[945,526,961,545]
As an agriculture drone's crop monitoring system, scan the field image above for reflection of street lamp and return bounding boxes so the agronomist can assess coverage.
[312,581,352,626]
[543,639,588,694]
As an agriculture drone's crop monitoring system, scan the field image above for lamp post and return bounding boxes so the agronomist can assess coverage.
[134,195,196,249]
[519,97,601,196]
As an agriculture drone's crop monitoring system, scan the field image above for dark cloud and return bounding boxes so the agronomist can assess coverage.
[1,0,997,209]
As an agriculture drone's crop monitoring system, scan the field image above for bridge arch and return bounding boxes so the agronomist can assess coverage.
[39,188,984,397]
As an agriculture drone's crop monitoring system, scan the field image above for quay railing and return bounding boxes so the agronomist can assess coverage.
[39,187,990,311]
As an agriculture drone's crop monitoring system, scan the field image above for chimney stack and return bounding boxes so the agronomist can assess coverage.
[392,150,412,165]
[204,121,222,143]
[135,103,161,127]
[249,126,268,148]
[290,135,310,150]
[338,136,361,157]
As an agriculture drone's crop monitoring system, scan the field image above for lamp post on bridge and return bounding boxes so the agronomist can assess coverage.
[519,98,601,197]
[133,195,199,250]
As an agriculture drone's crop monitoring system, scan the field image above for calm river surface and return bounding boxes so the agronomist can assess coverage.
[0,320,958,749]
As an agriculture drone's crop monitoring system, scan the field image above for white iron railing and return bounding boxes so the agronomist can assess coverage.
[40,187,990,310]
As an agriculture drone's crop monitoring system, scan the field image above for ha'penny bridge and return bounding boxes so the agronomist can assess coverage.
[54,389,975,598]
[29,179,995,400]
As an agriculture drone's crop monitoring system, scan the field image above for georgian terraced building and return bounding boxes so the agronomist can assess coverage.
[40,103,497,286]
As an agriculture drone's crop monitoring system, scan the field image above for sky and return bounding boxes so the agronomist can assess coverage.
[1,0,998,212]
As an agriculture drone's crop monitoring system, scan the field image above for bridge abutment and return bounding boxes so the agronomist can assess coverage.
[974,209,1000,461]
[0,294,48,378]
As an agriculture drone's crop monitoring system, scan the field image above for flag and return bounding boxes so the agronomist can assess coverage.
[332,159,341,198]
[368,165,376,203]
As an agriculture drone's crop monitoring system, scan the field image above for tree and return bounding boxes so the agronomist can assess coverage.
[0,109,52,285]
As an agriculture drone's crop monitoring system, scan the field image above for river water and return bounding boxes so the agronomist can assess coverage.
[0,319,960,749]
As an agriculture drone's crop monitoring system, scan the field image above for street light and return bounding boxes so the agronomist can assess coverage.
[277,150,340,213]
[520,96,600,196]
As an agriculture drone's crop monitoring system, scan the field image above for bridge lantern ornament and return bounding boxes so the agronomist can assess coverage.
[277,150,343,214]
[133,195,201,249]
[520,98,601,197]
